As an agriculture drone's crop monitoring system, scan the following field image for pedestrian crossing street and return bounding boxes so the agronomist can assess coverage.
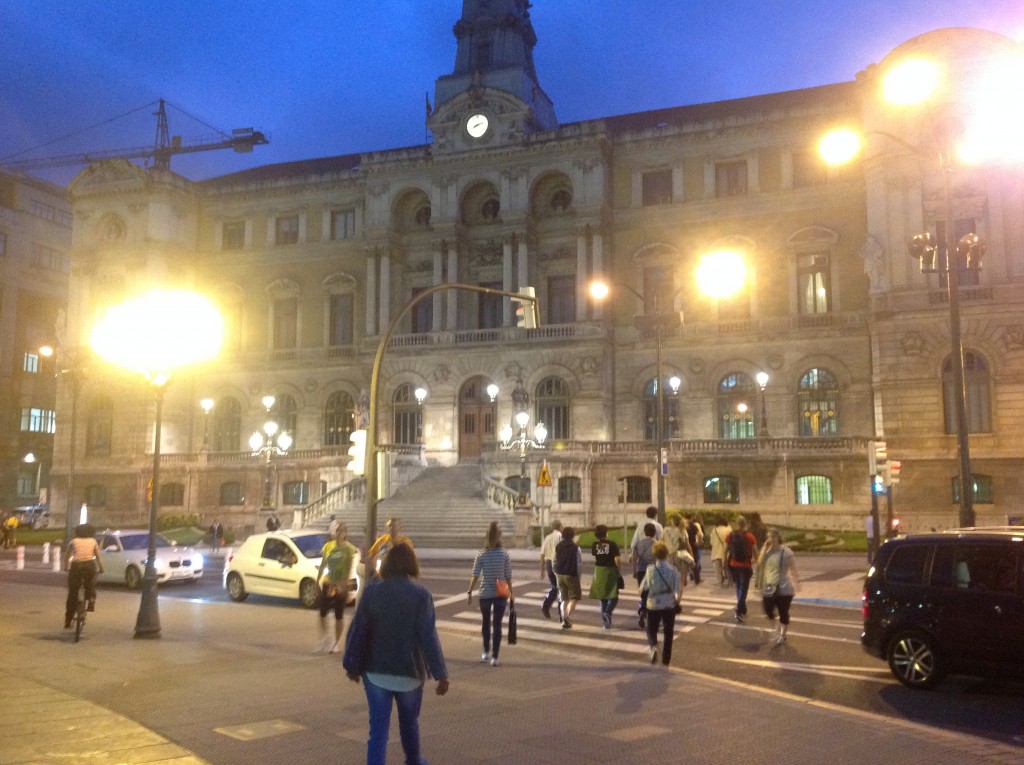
[438,586,738,659]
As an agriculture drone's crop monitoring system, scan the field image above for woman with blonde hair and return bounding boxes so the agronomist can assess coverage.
[641,541,681,666]
[467,521,514,666]
[755,528,800,645]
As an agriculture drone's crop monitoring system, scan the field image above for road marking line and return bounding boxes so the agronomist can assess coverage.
[720,657,892,683]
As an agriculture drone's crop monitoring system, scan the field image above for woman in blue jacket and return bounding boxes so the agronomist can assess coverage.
[343,542,449,765]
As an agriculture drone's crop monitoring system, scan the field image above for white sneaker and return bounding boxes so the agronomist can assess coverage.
[774,633,787,646]
[648,646,658,664]
[481,652,490,662]
[490,658,500,667]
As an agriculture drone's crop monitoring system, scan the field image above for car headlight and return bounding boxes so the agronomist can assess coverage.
[192,553,204,569]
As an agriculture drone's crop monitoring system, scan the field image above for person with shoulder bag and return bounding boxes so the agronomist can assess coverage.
[467,521,513,666]
[755,528,800,645]
[641,541,682,666]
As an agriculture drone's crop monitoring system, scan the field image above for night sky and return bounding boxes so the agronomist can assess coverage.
[1,1,1020,186]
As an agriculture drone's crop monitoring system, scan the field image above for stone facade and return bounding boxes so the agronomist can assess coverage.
[48,9,1024,537]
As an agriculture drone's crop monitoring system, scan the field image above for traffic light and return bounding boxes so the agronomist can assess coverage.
[511,286,537,328]
[347,429,366,476]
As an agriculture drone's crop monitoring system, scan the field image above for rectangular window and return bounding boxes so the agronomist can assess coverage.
[222,221,245,250]
[23,352,40,374]
[558,476,582,503]
[273,298,298,349]
[795,475,833,504]
[952,475,994,505]
[283,481,309,505]
[31,243,69,272]
[715,160,748,197]
[21,408,56,433]
[798,252,832,315]
[219,481,244,505]
[330,209,356,240]
[159,483,185,506]
[275,215,299,245]
[411,287,432,334]
[547,275,576,324]
[85,484,107,506]
[792,150,828,188]
[328,293,354,346]
[704,475,740,504]
[642,169,673,206]
[624,476,652,504]
[478,281,503,329]
[17,470,36,496]
[0,231,6,256]
[642,266,672,318]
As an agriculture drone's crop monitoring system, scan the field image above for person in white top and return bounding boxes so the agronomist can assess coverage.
[539,520,563,620]
[629,506,664,560]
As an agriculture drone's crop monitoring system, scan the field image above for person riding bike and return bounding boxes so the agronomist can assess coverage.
[64,524,104,629]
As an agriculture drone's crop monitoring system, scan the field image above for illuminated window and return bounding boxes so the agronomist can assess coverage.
[798,368,839,436]
[704,475,740,504]
[324,391,355,447]
[795,475,833,504]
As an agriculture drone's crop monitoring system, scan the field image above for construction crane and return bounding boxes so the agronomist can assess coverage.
[0,99,268,173]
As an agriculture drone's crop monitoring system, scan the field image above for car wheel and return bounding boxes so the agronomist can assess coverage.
[299,578,320,609]
[887,630,945,689]
[125,565,143,590]
[226,572,247,602]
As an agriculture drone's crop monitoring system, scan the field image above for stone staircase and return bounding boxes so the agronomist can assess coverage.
[306,464,516,549]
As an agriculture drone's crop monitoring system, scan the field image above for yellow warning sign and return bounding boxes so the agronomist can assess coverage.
[537,460,553,488]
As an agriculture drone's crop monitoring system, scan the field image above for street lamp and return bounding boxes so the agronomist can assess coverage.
[40,344,86,550]
[249,395,293,510]
[818,54,1015,528]
[200,398,215,449]
[90,290,223,639]
[755,371,770,437]
[499,410,547,505]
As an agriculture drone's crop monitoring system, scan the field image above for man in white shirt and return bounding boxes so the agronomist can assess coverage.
[539,520,563,620]
[629,506,663,558]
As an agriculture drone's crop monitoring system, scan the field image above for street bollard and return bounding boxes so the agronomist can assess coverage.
[16,546,25,570]
[42,541,50,564]
[53,550,62,572]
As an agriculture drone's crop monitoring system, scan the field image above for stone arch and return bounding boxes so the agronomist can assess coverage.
[529,171,574,218]
[391,187,432,232]
[459,180,501,227]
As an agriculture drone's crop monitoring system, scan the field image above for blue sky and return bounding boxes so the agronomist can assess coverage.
[1,1,1020,185]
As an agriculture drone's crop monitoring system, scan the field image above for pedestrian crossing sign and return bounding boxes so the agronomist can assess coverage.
[537,461,552,488]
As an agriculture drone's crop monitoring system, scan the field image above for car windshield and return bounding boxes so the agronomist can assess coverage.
[118,533,173,551]
[292,533,329,558]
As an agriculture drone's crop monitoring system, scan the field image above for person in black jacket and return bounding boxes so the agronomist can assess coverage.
[553,527,582,629]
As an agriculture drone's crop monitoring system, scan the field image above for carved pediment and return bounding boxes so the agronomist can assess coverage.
[69,159,149,196]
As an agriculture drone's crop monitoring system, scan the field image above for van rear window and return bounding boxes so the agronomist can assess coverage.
[885,544,930,585]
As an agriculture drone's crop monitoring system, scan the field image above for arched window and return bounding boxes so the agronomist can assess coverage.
[643,377,680,440]
[505,474,530,499]
[536,376,569,440]
[219,481,244,505]
[324,391,355,446]
[704,476,740,504]
[271,394,298,443]
[795,475,833,504]
[85,396,113,456]
[717,373,755,439]
[393,384,422,444]
[943,352,991,433]
[159,482,185,506]
[798,368,839,436]
[558,476,582,503]
[212,396,242,452]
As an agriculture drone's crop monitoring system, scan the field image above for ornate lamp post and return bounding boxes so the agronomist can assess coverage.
[249,395,293,510]
[755,371,770,437]
[90,290,223,638]
[818,52,1018,527]
[499,411,548,505]
[199,398,214,449]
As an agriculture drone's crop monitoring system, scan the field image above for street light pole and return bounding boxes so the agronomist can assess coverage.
[499,411,547,505]
[249,396,292,511]
[756,371,770,437]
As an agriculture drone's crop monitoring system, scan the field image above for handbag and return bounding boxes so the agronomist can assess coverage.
[495,578,511,599]
[762,548,784,597]
[616,572,626,590]
[507,603,518,645]
[654,564,682,615]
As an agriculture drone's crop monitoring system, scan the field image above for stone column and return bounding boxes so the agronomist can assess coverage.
[432,244,444,332]
[378,250,391,332]
[365,250,378,336]
[503,234,515,326]
[591,228,604,320]
[576,226,589,322]
[447,241,459,329]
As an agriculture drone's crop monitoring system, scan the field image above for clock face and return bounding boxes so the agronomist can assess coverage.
[466,113,490,138]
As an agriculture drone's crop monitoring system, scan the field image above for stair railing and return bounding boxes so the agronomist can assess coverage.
[299,476,366,528]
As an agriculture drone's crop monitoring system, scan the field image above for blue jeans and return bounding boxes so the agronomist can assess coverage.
[732,566,753,616]
[479,596,507,658]
[362,676,426,765]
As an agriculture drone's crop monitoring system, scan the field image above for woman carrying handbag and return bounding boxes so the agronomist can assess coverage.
[755,528,800,645]
[641,541,682,666]
[467,521,514,667]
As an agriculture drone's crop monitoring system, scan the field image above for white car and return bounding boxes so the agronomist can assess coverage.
[96,529,204,589]
[224,529,361,609]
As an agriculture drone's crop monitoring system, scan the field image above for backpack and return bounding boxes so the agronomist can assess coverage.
[727,531,750,564]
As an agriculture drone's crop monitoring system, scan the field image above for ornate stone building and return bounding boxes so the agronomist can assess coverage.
[52,3,1024,538]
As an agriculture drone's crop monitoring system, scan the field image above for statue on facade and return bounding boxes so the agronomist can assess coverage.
[860,234,887,293]
[511,377,529,414]
[354,387,370,430]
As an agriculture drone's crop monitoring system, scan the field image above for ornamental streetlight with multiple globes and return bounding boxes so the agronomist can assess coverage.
[499,410,547,506]
[90,290,223,639]
[817,51,1022,528]
[249,395,293,510]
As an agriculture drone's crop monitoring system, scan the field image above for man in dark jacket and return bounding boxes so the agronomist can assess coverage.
[553,527,582,629]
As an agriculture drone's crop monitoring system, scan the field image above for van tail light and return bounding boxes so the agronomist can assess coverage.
[861,589,869,620]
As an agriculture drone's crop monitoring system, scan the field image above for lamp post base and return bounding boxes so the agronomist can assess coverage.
[134,569,161,639]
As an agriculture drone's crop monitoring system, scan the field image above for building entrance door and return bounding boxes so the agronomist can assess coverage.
[459,376,496,461]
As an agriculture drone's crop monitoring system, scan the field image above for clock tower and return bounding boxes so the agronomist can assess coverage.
[430,0,557,150]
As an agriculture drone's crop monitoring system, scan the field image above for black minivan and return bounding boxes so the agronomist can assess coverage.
[862,529,1024,688]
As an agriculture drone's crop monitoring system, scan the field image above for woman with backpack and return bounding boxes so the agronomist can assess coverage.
[725,516,758,623]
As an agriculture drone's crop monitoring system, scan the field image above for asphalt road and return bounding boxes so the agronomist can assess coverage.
[3,551,1023,750]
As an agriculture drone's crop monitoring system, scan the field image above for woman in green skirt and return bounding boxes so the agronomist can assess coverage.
[589,525,622,629]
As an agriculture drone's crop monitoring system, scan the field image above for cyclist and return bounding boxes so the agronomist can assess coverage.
[64,524,104,629]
